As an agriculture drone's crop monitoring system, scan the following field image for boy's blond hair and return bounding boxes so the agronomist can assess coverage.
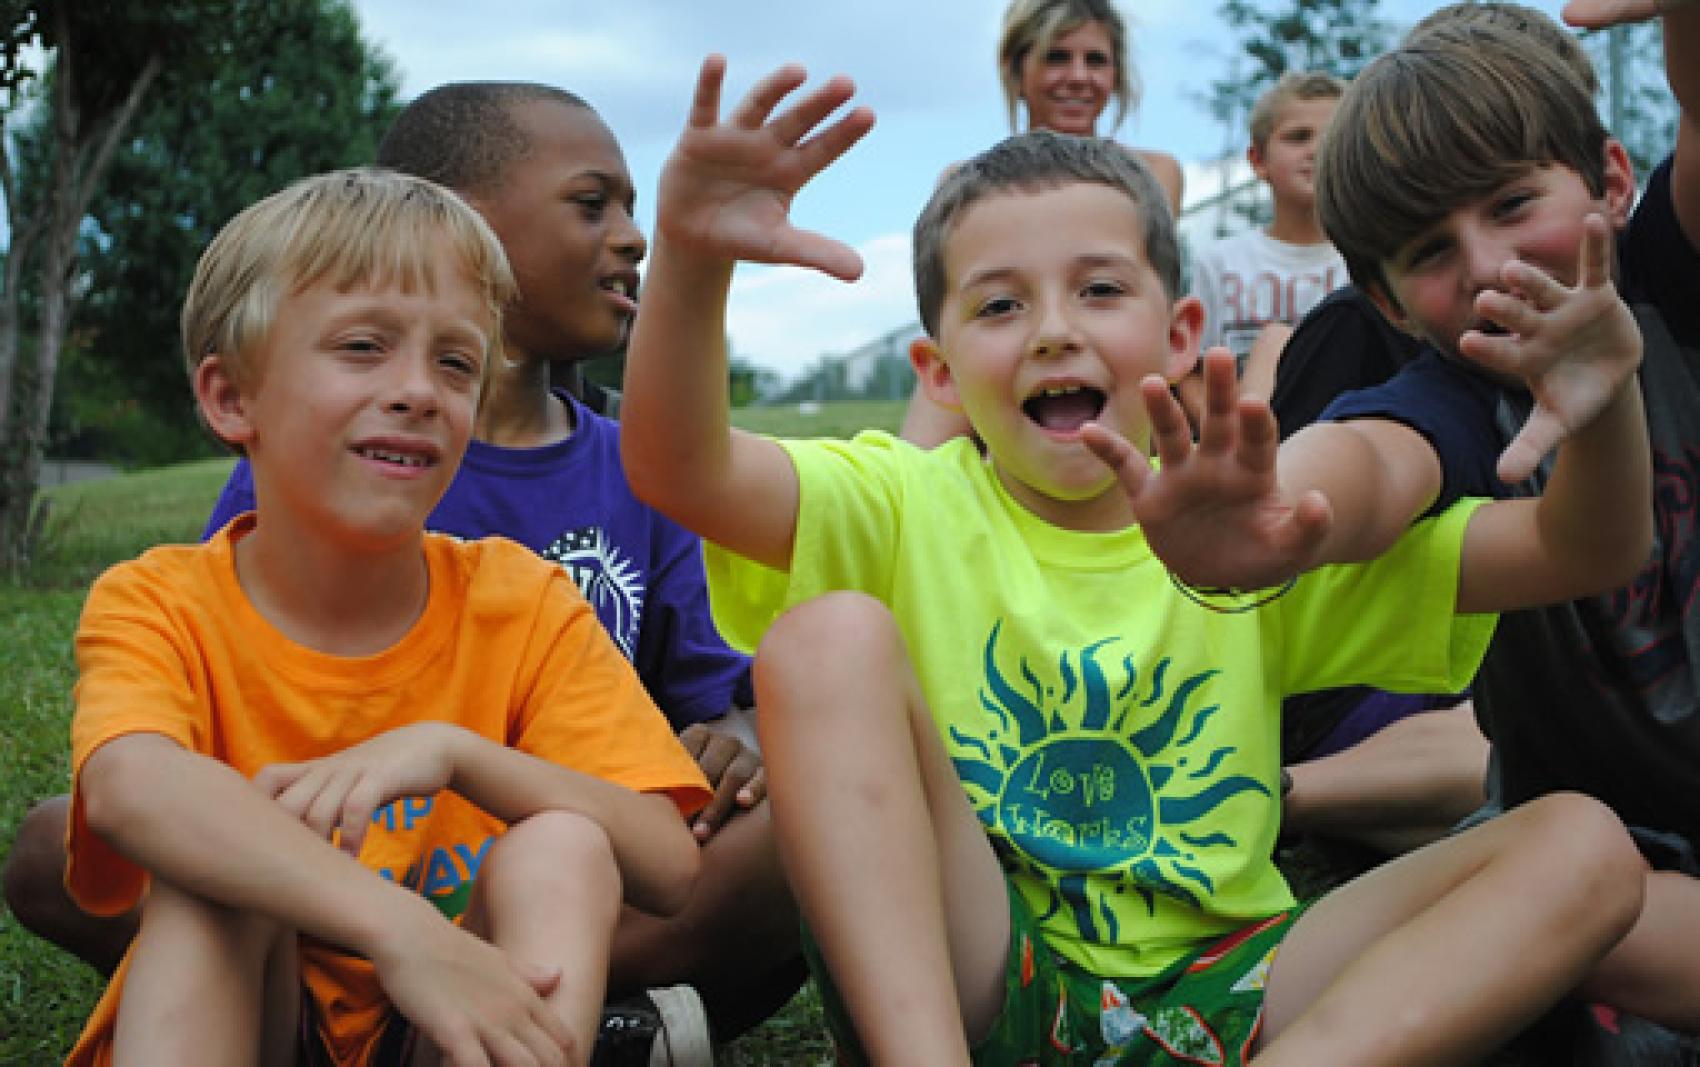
[1315,21,1607,303]
[181,168,516,388]
[1247,71,1345,154]
[912,130,1178,338]
[998,0,1136,134]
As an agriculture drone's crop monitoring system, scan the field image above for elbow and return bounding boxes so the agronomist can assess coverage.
[79,738,161,847]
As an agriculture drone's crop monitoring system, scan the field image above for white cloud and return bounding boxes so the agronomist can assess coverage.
[727,233,916,376]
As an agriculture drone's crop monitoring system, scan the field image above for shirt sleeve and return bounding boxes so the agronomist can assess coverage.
[1620,154,1700,347]
[67,562,209,915]
[1269,286,1423,439]
[1320,351,1507,515]
[511,565,712,817]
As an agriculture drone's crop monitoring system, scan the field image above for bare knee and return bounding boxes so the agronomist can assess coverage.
[1515,793,1645,938]
[3,794,73,928]
[753,592,904,720]
[475,812,621,925]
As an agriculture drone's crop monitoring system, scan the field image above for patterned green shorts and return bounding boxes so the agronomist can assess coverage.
[806,884,1301,1066]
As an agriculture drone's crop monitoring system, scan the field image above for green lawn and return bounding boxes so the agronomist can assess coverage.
[0,403,899,1063]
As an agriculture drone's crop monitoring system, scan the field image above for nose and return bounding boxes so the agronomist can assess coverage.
[386,346,441,417]
[1030,296,1081,359]
[1458,222,1508,293]
[610,203,646,264]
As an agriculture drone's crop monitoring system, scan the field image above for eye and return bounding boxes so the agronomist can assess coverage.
[437,348,483,381]
[1492,190,1534,219]
[337,334,384,357]
[1081,278,1125,300]
[1084,50,1112,69]
[1043,47,1071,66]
[974,294,1022,319]
[573,192,608,220]
[1401,236,1451,272]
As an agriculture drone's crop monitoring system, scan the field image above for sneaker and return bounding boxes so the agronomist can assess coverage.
[591,984,714,1067]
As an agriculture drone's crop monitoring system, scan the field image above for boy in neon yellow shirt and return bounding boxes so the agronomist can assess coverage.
[621,58,1651,1064]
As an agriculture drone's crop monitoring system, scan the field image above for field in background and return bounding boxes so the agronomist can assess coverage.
[1,401,902,1063]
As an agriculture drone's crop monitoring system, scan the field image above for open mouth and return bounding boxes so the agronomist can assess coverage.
[600,274,639,311]
[1023,384,1106,434]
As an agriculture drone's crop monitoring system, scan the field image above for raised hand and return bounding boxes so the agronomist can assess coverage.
[374,915,571,1067]
[679,720,765,841]
[655,55,876,280]
[1563,0,1690,29]
[1080,349,1332,592]
[1458,213,1642,483]
[254,722,464,858]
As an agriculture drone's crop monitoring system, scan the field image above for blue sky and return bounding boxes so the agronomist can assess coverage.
[350,0,1575,379]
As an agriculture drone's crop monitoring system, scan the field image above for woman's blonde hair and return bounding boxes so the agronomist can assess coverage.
[997,0,1136,134]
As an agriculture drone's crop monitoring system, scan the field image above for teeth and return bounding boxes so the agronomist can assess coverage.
[1039,385,1084,397]
[605,279,629,296]
[359,447,428,467]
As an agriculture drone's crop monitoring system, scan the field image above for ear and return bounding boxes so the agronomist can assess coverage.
[193,355,256,449]
[1600,138,1635,230]
[1164,295,1204,382]
[1246,142,1269,182]
[909,336,963,410]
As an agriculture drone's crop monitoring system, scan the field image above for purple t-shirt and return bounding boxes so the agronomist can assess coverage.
[205,389,751,729]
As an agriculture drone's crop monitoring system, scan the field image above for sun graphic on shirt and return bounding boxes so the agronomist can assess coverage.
[950,621,1270,945]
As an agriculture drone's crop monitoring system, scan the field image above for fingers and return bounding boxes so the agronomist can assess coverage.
[1143,374,1196,469]
[730,63,809,130]
[1562,0,1666,29]
[692,772,744,840]
[1497,412,1565,484]
[1576,213,1613,290]
[1079,420,1152,500]
[685,54,728,130]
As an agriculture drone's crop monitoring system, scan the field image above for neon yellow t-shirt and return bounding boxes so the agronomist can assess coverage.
[708,432,1493,978]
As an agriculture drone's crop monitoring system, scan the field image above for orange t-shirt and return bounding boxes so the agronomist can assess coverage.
[65,519,711,1065]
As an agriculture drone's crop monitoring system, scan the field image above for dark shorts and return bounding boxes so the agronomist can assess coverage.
[806,884,1303,1066]
[1283,687,1467,764]
[299,991,414,1066]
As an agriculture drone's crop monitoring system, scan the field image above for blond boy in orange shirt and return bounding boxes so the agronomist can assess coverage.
[63,169,709,1066]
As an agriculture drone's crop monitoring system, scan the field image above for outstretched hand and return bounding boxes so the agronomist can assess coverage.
[1080,350,1332,592]
[1457,213,1642,484]
[655,55,876,280]
[1563,0,1691,29]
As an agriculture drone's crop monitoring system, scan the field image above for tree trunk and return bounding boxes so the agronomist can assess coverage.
[0,18,159,567]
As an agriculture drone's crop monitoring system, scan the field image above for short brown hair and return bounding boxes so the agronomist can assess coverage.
[1315,21,1607,301]
[1247,71,1345,153]
[182,168,516,390]
[997,0,1136,134]
[1409,1,1598,96]
[912,130,1177,337]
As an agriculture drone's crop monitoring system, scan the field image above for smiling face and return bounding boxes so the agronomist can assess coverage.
[199,256,494,553]
[1018,19,1116,137]
[1373,149,1632,357]
[917,182,1199,531]
[469,99,645,365]
[1250,96,1337,213]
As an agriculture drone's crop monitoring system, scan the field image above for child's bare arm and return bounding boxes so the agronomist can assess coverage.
[257,723,700,918]
[79,733,572,1061]
[622,57,875,570]
[1565,0,1699,247]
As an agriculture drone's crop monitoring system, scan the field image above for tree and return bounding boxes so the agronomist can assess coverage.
[68,0,400,467]
[0,0,397,566]
[1584,22,1676,181]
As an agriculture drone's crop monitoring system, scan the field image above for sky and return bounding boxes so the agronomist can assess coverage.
[348,0,1575,380]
